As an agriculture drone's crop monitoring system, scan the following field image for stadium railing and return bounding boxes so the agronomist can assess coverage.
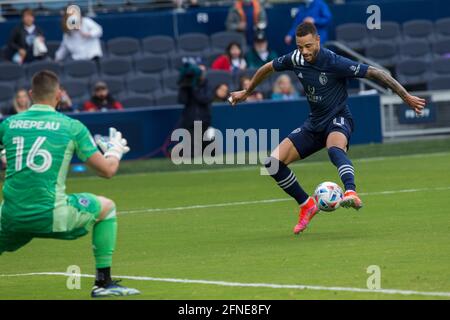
[380,90,450,140]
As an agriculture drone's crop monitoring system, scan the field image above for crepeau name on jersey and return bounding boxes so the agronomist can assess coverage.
[9,120,61,130]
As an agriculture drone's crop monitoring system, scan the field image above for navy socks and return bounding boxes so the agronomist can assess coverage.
[265,157,309,205]
[328,146,356,191]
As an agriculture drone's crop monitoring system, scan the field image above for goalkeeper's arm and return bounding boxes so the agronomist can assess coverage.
[87,127,130,179]
[86,152,120,179]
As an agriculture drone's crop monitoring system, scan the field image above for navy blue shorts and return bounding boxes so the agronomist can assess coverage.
[287,116,354,159]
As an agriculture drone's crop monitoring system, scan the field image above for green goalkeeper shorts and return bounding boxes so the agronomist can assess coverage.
[0,193,102,255]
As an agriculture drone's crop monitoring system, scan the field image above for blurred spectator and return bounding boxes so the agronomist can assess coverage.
[83,81,123,112]
[1,89,31,116]
[213,83,230,103]
[271,75,300,101]
[212,42,247,73]
[245,30,278,69]
[285,0,332,46]
[239,76,263,101]
[55,9,103,62]
[177,63,213,157]
[6,8,47,64]
[226,0,267,45]
[57,86,74,113]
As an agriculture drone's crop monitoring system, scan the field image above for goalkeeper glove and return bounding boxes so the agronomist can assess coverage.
[94,127,130,160]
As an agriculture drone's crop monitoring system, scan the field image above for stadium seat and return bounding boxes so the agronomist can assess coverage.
[235,68,258,89]
[142,36,176,56]
[365,42,397,68]
[170,52,205,70]
[154,91,179,106]
[100,40,108,56]
[90,77,125,96]
[61,79,89,100]
[396,59,429,89]
[162,71,180,92]
[107,37,141,57]
[207,70,233,90]
[369,21,401,44]
[431,57,450,76]
[0,84,14,104]
[204,49,223,67]
[210,31,246,52]
[64,60,98,80]
[121,94,154,108]
[0,62,25,84]
[402,19,435,42]
[260,80,276,99]
[46,41,61,60]
[335,23,368,51]
[26,60,62,77]
[0,45,8,61]
[100,57,133,77]
[126,74,161,95]
[134,55,169,75]
[432,39,450,57]
[427,75,450,90]
[399,39,432,61]
[435,17,450,40]
[177,33,210,54]
[237,68,258,79]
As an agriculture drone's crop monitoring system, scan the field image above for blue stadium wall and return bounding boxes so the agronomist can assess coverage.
[70,94,382,160]
[0,0,449,55]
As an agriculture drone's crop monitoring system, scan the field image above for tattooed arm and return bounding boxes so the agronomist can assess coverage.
[365,66,426,115]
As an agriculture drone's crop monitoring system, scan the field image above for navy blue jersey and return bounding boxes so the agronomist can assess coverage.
[272,47,369,131]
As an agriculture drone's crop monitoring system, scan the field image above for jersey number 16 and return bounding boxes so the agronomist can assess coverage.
[12,136,53,173]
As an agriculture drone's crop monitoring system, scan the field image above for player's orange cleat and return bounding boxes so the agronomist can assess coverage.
[340,190,363,210]
[293,197,319,235]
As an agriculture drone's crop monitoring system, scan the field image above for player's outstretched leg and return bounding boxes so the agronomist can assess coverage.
[327,138,363,210]
[265,139,319,234]
[91,196,140,298]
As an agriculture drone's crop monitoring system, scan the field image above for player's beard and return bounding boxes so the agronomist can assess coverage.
[306,47,320,63]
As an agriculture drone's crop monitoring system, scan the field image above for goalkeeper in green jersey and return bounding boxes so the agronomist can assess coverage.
[0,70,140,298]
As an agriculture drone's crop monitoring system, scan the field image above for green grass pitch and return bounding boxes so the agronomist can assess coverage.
[1,142,450,299]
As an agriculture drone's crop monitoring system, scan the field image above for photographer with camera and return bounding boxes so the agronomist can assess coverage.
[177,59,214,157]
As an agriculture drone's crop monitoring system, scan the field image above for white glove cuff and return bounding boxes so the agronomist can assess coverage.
[105,149,123,161]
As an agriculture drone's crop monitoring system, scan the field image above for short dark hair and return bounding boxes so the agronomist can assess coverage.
[31,70,60,101]
[296,22,318,37]
[21,8,34,17]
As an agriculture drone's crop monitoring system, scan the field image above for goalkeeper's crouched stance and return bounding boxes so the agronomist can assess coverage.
[0,71,139,298]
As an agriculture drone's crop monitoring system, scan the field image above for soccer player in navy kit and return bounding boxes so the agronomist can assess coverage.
[229,22,426,234]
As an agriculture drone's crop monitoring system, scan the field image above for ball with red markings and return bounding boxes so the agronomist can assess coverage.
[314,181,344,212]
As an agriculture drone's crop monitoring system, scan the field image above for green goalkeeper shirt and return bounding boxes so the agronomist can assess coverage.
[0,104,98,234]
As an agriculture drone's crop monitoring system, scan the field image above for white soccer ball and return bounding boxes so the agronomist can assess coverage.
[314,181,344,212]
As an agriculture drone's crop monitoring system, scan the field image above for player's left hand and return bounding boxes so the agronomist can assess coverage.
[95,127,130,160]
[405,94,426,115]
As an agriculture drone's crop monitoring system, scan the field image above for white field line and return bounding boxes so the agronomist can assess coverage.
[119,186,450,215]
[0,272,449,298]
[72,151,450,180]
